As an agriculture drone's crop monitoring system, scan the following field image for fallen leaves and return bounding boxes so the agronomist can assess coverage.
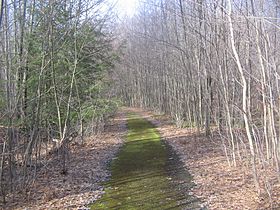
[128,107,280,210]
[3,111,127,210]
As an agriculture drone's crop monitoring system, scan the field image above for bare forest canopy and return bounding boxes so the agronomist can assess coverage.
[115,0,280,196]
[0,0,121,203]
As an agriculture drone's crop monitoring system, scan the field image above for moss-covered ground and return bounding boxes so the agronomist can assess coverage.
[90,113,200,209]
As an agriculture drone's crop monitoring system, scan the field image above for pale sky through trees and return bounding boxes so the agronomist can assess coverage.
[115,0,138,17]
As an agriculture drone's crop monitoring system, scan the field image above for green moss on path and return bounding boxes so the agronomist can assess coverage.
[90,113,200,209]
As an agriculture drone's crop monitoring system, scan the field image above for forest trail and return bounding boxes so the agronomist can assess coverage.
[91,113,200,209]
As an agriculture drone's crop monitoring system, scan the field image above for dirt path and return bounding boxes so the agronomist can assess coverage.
[90,113,201,209]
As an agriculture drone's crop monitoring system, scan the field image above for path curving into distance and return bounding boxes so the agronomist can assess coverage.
[91,113,201,209]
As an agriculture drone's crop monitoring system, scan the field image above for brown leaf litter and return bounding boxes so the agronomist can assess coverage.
[128,107,280,210]
[3,107,280,209]
[3,111,126,210]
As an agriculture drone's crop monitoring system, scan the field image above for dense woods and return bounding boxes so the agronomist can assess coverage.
[117,0,280,196]
[0,0,119,203]
[1,0,280,208]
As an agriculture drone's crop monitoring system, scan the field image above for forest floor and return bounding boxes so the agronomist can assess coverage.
[4,111,126,210]
[4,108,280,209]
[130,107,280,210]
